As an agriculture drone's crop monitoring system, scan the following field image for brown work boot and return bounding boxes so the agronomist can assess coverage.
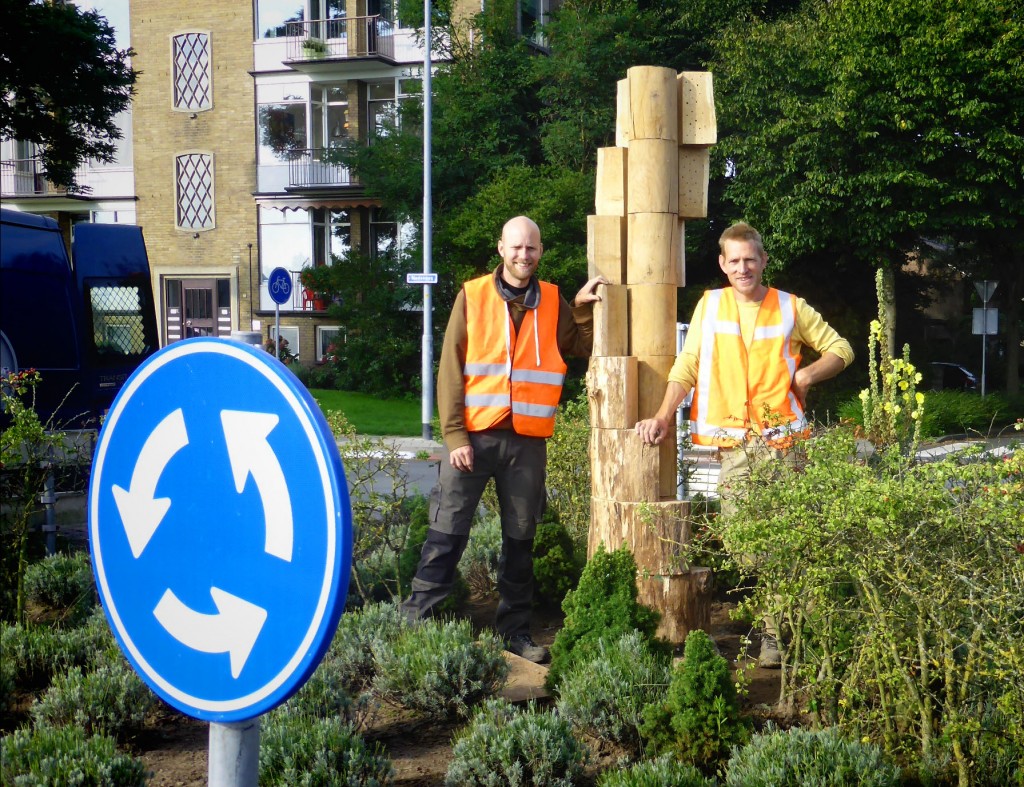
[504,634,550,664]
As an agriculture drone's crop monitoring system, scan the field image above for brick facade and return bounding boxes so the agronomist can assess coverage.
[130,2,258,344]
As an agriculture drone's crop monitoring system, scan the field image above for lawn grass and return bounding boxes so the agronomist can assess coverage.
[309,389,427,436]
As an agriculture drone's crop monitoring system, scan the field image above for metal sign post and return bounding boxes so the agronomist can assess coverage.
[973,280,999,397]
[267,268,293,360]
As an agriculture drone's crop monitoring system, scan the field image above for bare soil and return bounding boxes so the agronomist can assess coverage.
[132,594,784,786]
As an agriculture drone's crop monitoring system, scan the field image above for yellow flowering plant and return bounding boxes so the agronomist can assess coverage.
[859,269,924,455]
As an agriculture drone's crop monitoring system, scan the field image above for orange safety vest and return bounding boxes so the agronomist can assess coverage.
[689,287,808,447]
[462,275,567,438]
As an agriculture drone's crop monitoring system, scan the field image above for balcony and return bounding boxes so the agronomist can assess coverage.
[284,16,395,68]
[259,268,332,313]
[286,148,358,190]
[1,158,88,198]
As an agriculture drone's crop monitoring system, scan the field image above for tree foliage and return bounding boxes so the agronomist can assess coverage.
[0,0,136,189]
[713,0,1024,390]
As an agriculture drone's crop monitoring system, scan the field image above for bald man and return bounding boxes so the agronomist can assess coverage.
[401,216,606,663]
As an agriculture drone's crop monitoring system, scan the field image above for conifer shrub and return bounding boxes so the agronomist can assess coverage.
[23,550,97,626]
[1,724,148,786]
[29,656,156,739]
[640,629,748,767]
[556,630,671,753]
[371,617,508,720]
[532,516,581,608]
[725,726,900,787]
[260,706,394,786]
[397,494,432,595]
[547,545,668,690]
[445,697,587,787]
[596,755,718,787]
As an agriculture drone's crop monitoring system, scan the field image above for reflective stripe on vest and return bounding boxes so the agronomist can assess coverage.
[462,275,567,437]
[689,287,808,447]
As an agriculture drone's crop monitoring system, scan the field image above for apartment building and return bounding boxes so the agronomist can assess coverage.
[2,0,555,364]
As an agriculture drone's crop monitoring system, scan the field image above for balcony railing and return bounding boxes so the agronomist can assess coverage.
[285,16,394,62]
[260,268,330,312]
[0,158,88,197]
[287,148,356,189]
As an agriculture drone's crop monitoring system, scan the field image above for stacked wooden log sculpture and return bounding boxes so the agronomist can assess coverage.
[585,66,717,643]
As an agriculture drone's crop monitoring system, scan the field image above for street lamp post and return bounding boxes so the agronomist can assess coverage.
[420,0,434,440]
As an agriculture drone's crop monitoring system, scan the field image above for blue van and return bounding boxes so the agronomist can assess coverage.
[1,208,159,427]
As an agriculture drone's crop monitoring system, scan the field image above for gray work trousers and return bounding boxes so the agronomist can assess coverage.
[401,430,546,638]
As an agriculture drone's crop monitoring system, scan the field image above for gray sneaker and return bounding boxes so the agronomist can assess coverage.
[758,635,782,669]
[504,634,550,664]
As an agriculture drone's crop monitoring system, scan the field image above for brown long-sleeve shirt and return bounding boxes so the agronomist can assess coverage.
[438,267,595,451]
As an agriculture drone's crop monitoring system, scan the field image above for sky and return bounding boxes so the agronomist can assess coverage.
[76,0,131,49]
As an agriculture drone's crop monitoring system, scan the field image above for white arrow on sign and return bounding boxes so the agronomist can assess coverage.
[220,410,294,562]
[112,408,190,558]
[154,587,268,678]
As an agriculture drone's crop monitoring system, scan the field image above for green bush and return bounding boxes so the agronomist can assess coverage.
[725,726,900,787]
[457,509,502,597]
[532,516,581,608]
[328,601,408,695]
[1,724,147,786]
[556,630,671,753]
[544,391,592,545]
[838,389,1021,439]
[596,755,717,787]
[547,545,668,690]
[327,414,422,604]
[23,550,97,626]
[0,652,16,713]
[30,657,156,739]
[720,427,1024,781]
[397,495,432,596]
[284,601,407,729]
[1,608,116,690]
[260,706,394,786]
[641,629,748,767]
[445,698,587,787]
[372,617,508,720]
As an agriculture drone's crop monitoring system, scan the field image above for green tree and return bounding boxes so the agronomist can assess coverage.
[713,0,1024,392]
[0,0,136,190]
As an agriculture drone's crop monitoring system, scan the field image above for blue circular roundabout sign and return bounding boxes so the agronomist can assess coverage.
[89,337,352,722]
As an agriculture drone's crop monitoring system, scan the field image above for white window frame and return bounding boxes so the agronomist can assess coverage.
[170,31,213,112]
[316,325,344,361]
[174,150,216,232]
[269,325,300,361]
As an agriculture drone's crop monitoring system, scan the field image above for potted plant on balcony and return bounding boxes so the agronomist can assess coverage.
[300,265,332,311]
[301,37,328,59]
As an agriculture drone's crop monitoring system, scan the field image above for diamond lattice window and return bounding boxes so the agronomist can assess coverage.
[172,33,211,111]
[175,153,214,230]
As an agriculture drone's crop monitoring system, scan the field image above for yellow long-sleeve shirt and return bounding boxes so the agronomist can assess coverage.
[668,289,854,392]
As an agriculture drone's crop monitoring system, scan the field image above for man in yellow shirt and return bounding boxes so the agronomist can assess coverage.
[635,221,853,667]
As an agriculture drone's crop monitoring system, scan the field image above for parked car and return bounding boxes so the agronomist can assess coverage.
[929,362,977,392]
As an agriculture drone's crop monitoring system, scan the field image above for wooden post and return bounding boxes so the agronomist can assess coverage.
[586,66,717,644]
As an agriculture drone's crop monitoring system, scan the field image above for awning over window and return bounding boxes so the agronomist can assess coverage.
[253,195,382,211]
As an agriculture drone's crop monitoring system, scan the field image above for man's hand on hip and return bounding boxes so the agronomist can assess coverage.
[449,444,474,472]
